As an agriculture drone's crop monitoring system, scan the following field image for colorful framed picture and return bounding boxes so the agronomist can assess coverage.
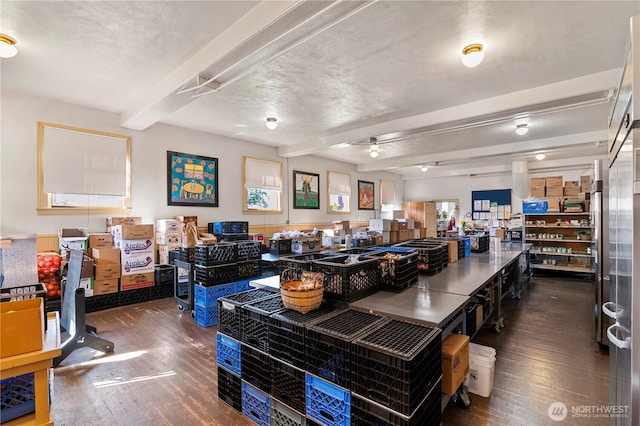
[358,180,375,210]
[293,170,320,209]
[167,151,219,207]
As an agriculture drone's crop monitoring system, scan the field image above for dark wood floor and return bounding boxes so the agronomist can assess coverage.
[52,274,608,425]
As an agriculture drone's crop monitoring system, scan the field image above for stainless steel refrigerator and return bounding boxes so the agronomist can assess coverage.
[592,159,609,346]
[605,14,639,426]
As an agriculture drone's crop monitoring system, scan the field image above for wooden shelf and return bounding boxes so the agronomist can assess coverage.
[531,264,594,273]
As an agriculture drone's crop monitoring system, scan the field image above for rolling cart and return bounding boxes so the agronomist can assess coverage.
[174,260,194,315]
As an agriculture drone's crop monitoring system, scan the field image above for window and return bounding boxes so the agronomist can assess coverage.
[327,171,351,213]
[37,122,131,215]
[380,180,395,209]
[243,156,283,212]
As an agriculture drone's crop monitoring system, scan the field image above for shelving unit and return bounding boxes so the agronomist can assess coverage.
[524,212,594,275]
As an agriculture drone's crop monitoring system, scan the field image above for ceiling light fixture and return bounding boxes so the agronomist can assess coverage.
[0,34,18,59]
[369,137,379,158]
[265,117,278,130]
[461,43,484,67]
[420,165,429,172]
[535,153,546,161]
[515,123,529,135]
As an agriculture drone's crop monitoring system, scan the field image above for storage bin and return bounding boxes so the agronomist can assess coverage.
[467,343,496,397]
[241,381,271,426]
[522,201,548,214]
[216,333,242,376]
[305,373,350,426]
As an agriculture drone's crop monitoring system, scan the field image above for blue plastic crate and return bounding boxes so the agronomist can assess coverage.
[1,373,35,423]
[216,333,242,376]
[461,237,471,257]
[194,282,235,307]
[271,399,306,426]
[242,381,271,426]
[195,304,220,327]
[522,201,548,214]
[235,279,253,293]
[305,374,350,426]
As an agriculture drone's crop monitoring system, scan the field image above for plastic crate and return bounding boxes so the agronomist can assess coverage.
[194,304,219,327]
[218,366,242,412]
[305,309,387,387]
[236,240,262,261]
[272,358,306,414]
[85,293,119,313]
[216,333,242,376]
[235,279,253,293]
[305,374,350,426]
[351,319,442,416]
[178,246,196,263]
[239,295,286,352]
[311,255,379,303]
[270,239,292,255]
[241,344,273,394]
[279,253,337,280]
[209,221,249,235]
[194,243,238,266]
[0,373,35,423]
[465,302,478,337]
[396,242,447,275]
[269,304,343,369]
[366,248,419,292]
[351,379,441,426]
[194,263,238,286]
[468,234,490,253]
[154,264,175,286]
[194,282,235,307]
[149,284,173,300]
[242,381,271,426]
[215,233,249,242]
[118,287,150,307]
[271,399,306,426]
[237,260,262,279]
[217,288,279,338]
[337,248,376,255]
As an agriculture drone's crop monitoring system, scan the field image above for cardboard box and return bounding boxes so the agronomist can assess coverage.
[175,215,198,225]
[580,175,592,193]
[80,257,94,278]
[389,231,399,243]
[291,238,322,254]
[397,218,415,229]
[412,228,421,239]
[420,228,427,239]
[546,198,561,212]
[158,254,170,265]
[88,233,113,249]
[79,277,93,297]
[111,224,154,240]
[369,219,392,231]
[120,273,154,291]
[441,333,470,395]
[563,181,579,197]
[94,262,121,280]
[397,221,408,231]
[107,217,142,228]
[398,229,410,241]
[91,278,119,296]
[476,304,483,327]
[530,177,546,198]
[121,253,155,275]
[156,231,181,246]
[494,229,507,240]
[392,210,405,219]
[445,240,459,263]
[156,219,182,233]
[390,220,400,231]
[333,220,350,230]
[115,238,155,256]
[92,247,121,264]
[0,298,44,358]
[58,228,88,258]
[545,176,564,197]
[158,243,181,257]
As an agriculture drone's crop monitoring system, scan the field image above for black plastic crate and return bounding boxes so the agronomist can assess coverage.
[338,248,375,255]
[468,234,490,253]
[311,255,379,303]
[217,288,279,338]
[194,243,238,266]
[218,366,242,412]
[168,250,180,265]
[236,240,262,261]
[241,344,273,394]
[239,296,287,352]
[305,309,387,388]
[366,249,419,291]
[209,221,249,235]
[270,239,292,255]
[279,253,337,279]
[396,242,447,275]
[46,297,61,313]
[269,304,343,369]
[118,287,150,307]
[272,358,306,415]
[215,233,249,242]
[154,264,175,286]
[194,263,238,286]
[351,318,442,416]
[237,260,262,279]
[178,246,196,263]
[465,302,478,337]
[476,289,491,321]
[85,293,119,313]
[149,284,174,300]
[351,379,441,426]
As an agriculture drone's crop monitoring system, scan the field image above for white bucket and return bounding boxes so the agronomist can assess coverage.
[467,343,496,397]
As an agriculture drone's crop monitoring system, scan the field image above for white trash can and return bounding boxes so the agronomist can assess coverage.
[466,343,496,397]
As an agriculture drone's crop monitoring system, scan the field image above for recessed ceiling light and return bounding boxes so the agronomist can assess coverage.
[461,43,484,67]
[536,153,545,160]
[0,34,18,59]
[420,165,429,172]
[515,123,529,135]
[265,117,278,130]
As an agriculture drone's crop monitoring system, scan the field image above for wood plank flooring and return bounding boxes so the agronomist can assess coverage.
[52,274,608,425]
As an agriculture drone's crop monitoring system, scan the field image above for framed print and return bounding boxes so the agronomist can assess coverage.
[167,151,218,206]
[358,180,375,210]
[293,170,320,209]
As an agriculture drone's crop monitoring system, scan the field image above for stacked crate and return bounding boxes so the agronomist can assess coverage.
[396,241,448,275]
[209,221,249,243]
[150,264,174,300]
[278,253,340,279]
[366,247,419,292]
[311,255,379,302]
[236,240,263,280]
[467,233,490,253]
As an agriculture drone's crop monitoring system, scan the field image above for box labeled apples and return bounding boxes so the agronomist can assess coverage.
[120,273,154,291]
[121,253,155,275]
[115,238,155,256]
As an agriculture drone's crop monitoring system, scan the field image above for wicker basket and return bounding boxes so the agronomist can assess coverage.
[280,268,324,314]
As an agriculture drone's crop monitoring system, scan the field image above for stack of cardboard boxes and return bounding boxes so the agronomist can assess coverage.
[156,219,182,265]
[111,223,155,291]
[90,233,120,296]
[529,175,592,213]
[369,218,428,243]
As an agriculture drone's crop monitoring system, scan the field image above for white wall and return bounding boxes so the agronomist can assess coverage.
[404,167,594,220]
[0,91,403,235]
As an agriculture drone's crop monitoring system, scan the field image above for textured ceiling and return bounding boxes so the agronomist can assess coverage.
[2,1,639,178]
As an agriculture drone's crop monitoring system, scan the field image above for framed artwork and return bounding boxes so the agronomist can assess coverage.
[293,170,320,209]
[358,180,375,210]
[167,151,219,207]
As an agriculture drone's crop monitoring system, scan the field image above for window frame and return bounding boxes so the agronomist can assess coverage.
[36,121,131,215]
[327,170,351,214]
[242,156,283,214]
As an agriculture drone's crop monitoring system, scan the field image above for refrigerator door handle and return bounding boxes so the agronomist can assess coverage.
[602,301,622,319]
[607,323,630,349]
